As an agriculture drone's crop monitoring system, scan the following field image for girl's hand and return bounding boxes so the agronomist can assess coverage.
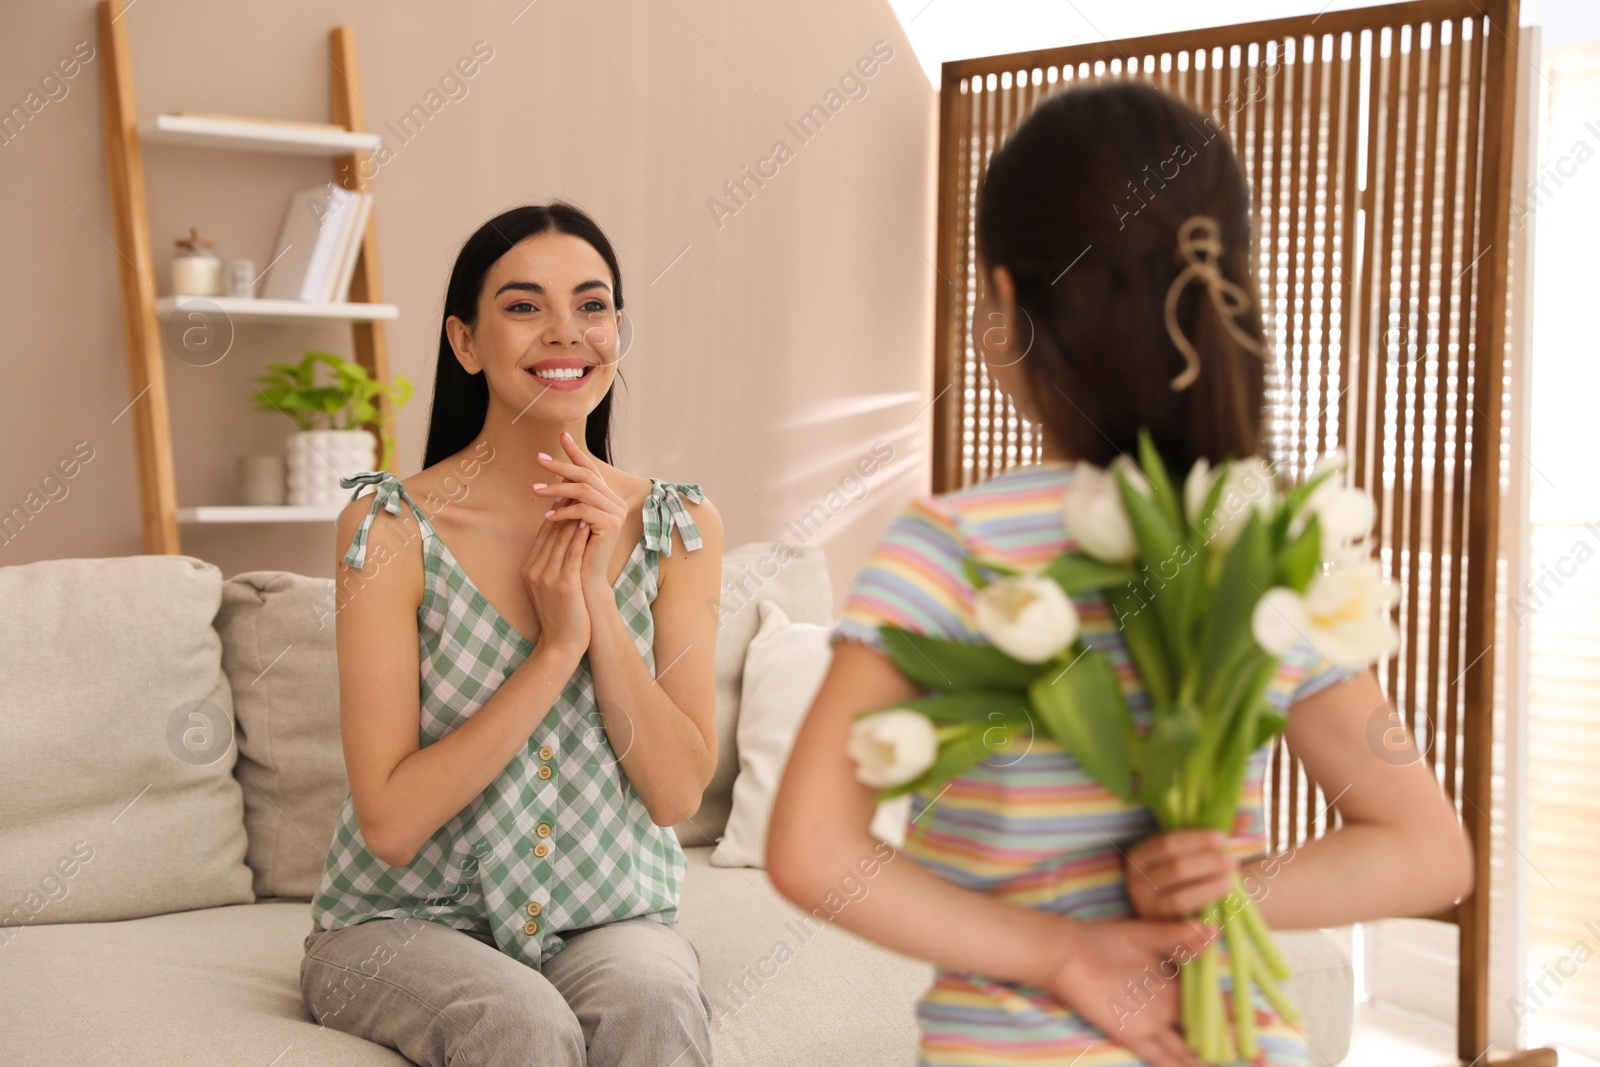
[522,488,590,656]
[1124,829,1237,920]
[533,431,630,601]
[1045,916,1214,1067]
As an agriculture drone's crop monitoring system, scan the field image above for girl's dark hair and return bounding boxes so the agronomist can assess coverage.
[976,79,1268,476]
[422,201,625,470]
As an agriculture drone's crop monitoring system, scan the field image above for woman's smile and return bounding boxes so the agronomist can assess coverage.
[525,356,598,391]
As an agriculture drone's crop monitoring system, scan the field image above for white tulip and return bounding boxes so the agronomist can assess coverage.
[847,709,940,788]
[1250,562,1400,668]
[1186,456,1276,552]
[1289,450,1375,552]
[1323,537,1376,568]
[1060,460,1145,565]
[1110,454,1153,498]
[1060,467,1131,564]
[973,573,1080,664]
[1302,485,1376,542]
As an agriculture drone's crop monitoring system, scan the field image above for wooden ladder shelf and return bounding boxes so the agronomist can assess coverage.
[97,0,397,554]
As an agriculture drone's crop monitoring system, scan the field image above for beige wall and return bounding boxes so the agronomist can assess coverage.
[0,0,936,613]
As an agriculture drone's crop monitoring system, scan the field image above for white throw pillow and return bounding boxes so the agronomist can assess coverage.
[711,599,908,868]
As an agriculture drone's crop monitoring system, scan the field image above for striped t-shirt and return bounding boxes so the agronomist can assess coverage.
[831,460,1344,1067]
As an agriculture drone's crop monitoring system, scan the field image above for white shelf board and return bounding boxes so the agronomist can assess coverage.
[176,505,343,524]
[141,113,382,156]
[154,295,398,323]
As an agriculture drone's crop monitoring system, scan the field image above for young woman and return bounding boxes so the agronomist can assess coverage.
[766,81,1473,1067]
[299,202,723,1067]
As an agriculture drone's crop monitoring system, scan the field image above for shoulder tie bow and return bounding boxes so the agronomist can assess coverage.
[644,480,706,557]
[340,471,406,569]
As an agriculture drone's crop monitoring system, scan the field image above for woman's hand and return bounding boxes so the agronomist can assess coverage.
[532,431,630,603]
[522,486,590,656]
[1044,915,1215,1067]
[1124,829,1237,920]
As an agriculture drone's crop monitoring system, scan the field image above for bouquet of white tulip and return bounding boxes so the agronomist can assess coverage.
[847,429,1396,1063]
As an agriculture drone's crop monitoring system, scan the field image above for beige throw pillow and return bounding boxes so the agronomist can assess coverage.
[711,599,906,869]
[215,571,348,901]
[0,555,254,928]
[675,541,834,849]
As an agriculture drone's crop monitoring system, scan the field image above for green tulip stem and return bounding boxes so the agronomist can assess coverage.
[1234,877,1293,984]
[1225,911,1259,1062]
[1181,948,1200,1048]
[1243,945,1299,1025]
[1179,891,1300,1063]
[1201,938,1227,1062]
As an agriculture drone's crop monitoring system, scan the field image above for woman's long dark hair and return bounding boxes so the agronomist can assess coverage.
[976,80,1268,476]
[422,201,625,470]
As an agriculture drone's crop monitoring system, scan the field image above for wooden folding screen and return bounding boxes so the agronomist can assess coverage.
[930,1,1538,1062]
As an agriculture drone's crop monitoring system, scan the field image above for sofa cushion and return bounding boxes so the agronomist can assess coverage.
[216,571,347,901]
[0,858,1352,1067]
[0,846,935,1067]
[0,555,254,929]
[1279,927,1355,1067]
[675,541,834,849]
[712,599,834,867]
[680,844,934,1063]
[0,900,407,1066]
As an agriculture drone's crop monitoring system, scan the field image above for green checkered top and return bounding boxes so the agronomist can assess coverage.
[310,468,706,972]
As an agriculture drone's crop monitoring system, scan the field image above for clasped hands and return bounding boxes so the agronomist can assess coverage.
[520,430,631,656]
[1036,829,1239,1067]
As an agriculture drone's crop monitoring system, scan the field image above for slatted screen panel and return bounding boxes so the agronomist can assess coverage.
[931,1,1522,1056]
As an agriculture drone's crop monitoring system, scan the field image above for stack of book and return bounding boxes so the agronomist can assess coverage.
[261,185,373,303]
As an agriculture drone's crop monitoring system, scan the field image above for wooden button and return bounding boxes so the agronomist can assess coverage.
[538,745,553,760]
[523,919,539,935]
[537,765,552,779]
[534,842,549,858]
[526,900,542,917]
[536,823,551,838]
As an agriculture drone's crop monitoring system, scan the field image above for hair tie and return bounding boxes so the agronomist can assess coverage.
[1162,215,1268,391]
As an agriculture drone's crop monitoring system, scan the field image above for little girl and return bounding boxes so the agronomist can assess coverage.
[766,80,1472,1067]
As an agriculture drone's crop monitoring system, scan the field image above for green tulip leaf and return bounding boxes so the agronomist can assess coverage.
[961,556,1025,589]
[1138,702,1201,819]
[1276,513,1322,592]
[1253,707,1289,750]
[879,625,1047,691]
[1280,463,1342,518]
[1136,428,1184,529]
[858,689,1036,726]
[1188,455,1233,549]
[1028,646,1135,800]
[1042,553,1137,594]
[1116,468,1198,671]
[1106,585,1174,707]
[1197,656,1280,831]
[1196,510,1272,709]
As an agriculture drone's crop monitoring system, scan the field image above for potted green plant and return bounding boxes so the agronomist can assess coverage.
[251,350,413,507]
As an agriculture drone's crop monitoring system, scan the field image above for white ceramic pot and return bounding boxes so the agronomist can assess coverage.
[286,429,378,506]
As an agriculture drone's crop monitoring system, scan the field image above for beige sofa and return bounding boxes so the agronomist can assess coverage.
[0,544,1353,1066]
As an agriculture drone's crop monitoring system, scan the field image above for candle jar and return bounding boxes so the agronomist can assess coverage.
[221,259,256,298]
[172,227,221,296]
[237,455,287,506]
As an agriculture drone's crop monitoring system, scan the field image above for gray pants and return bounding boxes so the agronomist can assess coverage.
[300,915,714,1066]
